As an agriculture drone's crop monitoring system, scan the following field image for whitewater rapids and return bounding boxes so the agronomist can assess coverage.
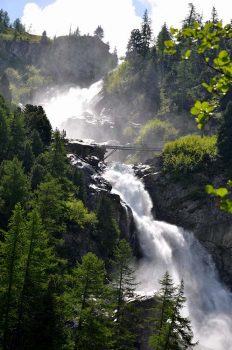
[104,163,232,350]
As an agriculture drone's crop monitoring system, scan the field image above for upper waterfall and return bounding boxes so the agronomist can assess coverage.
[104,163,232,350]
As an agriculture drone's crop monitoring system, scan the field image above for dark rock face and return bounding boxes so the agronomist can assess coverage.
[67,140,106,161]
[63,152,139,263]
[135,163,232,289]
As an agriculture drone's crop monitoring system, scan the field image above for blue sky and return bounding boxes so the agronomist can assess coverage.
[0,0,51,20]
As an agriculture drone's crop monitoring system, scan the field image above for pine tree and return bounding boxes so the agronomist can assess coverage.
[64,253,113,350]
[49,130,68,178]
[95,195,120,259]
[31,129,44,157]
[94,25,104,40]
[127,29,142,57]
[149,273,196,350]
[9,110,25,160]
[25,105,52,147]
[111,239,138,350]
[0,104,9,162]
[23,142,34,173]
[13,209,57,349]
[0,204,26,350]
[0,158,30,217]
[141,9,152,56]
[34,178,66,241]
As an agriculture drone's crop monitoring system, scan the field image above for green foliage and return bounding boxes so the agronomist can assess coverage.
[111,240,138,350]
[25,104,52,147]
[95,195,120,258]
[9,109,25,159]
[149,273,196,350]
[34,178,66,239]
[0,104,9,162]
[136,118,178,146]
[163,135,217,175]
[64,252,113,350]
[66,200,97,228]
[0,158,30,215]
[164,21,232,128]
[48,130,68,178]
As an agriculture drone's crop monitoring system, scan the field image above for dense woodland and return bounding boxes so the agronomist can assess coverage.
[101,5,232,163]
[0,3,232,350]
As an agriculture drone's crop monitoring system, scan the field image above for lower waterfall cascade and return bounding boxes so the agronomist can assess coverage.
[104,163,232,350]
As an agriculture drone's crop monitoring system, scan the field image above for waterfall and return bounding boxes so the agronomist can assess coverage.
[104,163,232,350]
[35,80,103,130]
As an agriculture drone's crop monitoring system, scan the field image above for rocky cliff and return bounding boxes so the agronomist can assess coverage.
[0,35,117,87]
[135,161,232,289]
[62,147,139,264]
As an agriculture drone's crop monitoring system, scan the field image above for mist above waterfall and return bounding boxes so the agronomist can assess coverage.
[104,163,232,350]
[34,80,123,144]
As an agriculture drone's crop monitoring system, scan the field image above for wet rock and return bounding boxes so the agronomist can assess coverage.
[140,169,232,290]
[66,153,139,259]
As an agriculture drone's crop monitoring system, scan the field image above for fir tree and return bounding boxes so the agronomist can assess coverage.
[111,240,138,350]
[94,25,104,40]
[141,9,152,56]
[0,158,30,217]
[13,209,57,349]
[64,253,113,350]
[0,204,26,350]
[0,104,9,162]
[150,273,196,350]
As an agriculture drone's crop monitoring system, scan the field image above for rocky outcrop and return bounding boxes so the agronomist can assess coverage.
[0,35,117,86]
[134,162,232,289]
[67,140,106,161]
[63,152,139,263]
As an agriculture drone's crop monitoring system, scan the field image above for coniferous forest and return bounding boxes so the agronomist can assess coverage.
[0,3,232,350]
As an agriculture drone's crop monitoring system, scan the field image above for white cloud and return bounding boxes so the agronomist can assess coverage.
[144,0,232,37]
[22,0,142,56]
[22,0,232,55]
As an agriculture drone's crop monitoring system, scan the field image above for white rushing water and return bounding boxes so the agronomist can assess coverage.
[104,163,232,350]
[36,80,103,129]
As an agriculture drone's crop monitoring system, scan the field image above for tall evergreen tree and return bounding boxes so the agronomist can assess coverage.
[0,104,9,162]
[9,110,25,159]
[127,29,142,57]
[49,130,68,178]
[141,9,152,56]
[64,253,113,350]
[111,239,138,350]
[0,158,29,218]
[95,195,120,259]
[34,178,66,241]
[149,273,196,350]
[13,209,57,349]
[0,204,26,350]
[94,25,104,39]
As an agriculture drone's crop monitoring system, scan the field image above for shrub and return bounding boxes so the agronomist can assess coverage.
[136,118,178,146]
[163,135,217,175]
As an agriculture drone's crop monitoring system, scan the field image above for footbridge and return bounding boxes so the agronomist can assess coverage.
[67,140,162,161]
[103,144,162,160]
